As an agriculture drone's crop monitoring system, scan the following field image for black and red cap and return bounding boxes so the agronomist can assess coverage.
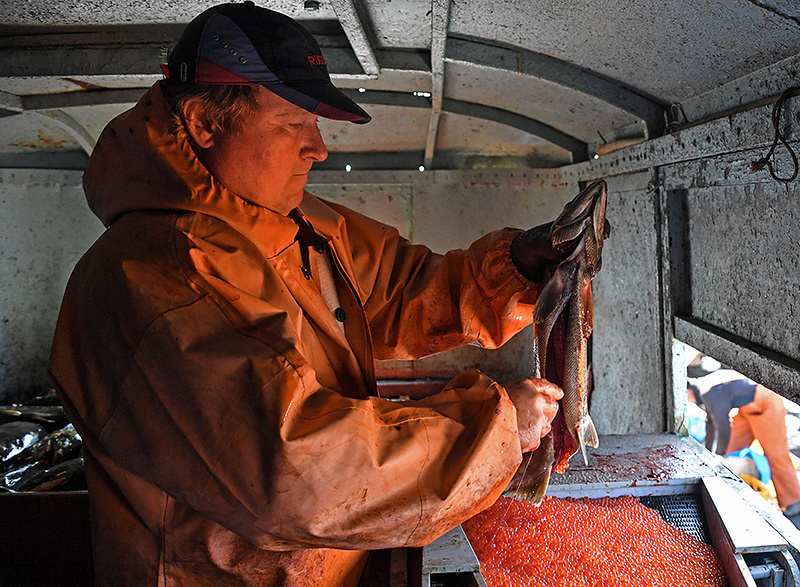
[163,1,371,124]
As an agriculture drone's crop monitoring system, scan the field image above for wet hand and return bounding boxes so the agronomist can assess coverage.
[504,378,563,453]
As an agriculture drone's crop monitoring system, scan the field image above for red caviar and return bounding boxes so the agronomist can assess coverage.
[462,495,726,587]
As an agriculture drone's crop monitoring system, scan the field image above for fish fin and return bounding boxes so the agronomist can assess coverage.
[584,230,598,269]
[529,467,551,505]
[505,470,550,505]
[504,434,553,504]
[579,437,589,466]
[551,180,604,228]
[551,216,591,248]
[577,415,599,466]
[580,414,599,449]
[592,183,608,242]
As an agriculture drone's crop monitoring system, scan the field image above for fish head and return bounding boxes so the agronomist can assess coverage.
[550,180,608,256]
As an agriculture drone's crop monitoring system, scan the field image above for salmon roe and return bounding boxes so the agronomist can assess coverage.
[462,495,726,587]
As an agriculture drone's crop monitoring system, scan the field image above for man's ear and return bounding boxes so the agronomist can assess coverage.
[181,98,216,148]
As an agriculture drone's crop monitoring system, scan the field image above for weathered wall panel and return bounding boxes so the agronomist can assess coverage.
[412,170,570,252]
[591,170,666,434]
[662,148,800,402]
[0,169,102,403]
[686,183,799,355]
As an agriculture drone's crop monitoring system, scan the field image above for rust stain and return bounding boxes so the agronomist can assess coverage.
[62,77,105,91]
[10,129,67,150]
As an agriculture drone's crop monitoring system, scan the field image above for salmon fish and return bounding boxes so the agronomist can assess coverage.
[506,180,610,503]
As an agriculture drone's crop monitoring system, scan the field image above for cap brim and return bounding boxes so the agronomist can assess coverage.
[266,81,371,124]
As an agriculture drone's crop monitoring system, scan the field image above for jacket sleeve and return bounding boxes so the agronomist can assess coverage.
[52,285,523,552]
[328,202,540,360]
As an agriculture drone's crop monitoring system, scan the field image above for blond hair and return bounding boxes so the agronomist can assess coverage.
[161,81,260,135]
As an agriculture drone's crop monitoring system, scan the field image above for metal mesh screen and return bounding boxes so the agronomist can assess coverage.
[640,494,712,545]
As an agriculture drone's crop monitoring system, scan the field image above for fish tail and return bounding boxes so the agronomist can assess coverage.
[506,467,551,505]
[578,414,599,465]
[579,438,589,466]
[504,434,554,504]
[530,467,551,505]
[582,414,599,448]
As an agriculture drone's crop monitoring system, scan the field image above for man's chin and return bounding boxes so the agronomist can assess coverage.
[276,187,306,216]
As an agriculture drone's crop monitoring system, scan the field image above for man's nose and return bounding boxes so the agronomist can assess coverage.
[302,124,328,162]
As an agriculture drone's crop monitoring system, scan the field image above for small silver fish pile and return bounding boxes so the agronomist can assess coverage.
[1,394,84,493]
[506,180,610,503]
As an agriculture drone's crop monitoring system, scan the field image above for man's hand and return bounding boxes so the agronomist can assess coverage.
[504,378,563,453]
[510,222,569,283]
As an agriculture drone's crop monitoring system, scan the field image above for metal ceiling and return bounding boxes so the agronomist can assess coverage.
[0,0,798,171]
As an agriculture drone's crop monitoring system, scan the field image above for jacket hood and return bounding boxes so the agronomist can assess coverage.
[83,82,299,254]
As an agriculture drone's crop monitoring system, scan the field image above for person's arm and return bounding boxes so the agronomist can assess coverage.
[704,414,717,452]
[322,200,550,360]
[52,288,533,551]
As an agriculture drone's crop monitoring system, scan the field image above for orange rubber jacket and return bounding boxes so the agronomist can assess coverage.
[49,83,540,586]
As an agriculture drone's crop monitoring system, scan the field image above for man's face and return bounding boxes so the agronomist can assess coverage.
[202,87,328,215]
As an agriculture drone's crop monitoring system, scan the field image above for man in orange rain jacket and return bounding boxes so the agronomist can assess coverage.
[49,3,568,585]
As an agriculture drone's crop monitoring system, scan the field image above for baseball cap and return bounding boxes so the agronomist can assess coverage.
[163,1,371,124]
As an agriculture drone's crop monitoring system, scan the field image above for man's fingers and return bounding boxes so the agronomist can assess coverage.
[504,377,565,453]
[533,378,564,400]
[542,398,559,420]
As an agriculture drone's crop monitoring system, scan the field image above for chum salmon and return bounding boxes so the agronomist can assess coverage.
[506,180,610,503]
